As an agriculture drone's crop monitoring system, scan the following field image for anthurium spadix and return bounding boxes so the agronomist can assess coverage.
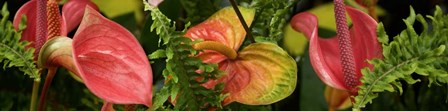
[290,0,381,94]
[184,6,297,105]
[38,6,153,107]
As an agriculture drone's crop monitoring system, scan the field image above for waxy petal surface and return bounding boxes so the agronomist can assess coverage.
[186,7,297,105]
[62,0,99,33]
[228,43,297,105]
[291,6,380,91]
[72,7,152,106]
[185,6,255,97]
[185,6,254,51]
[13,0,37,48]
[200,43,297,105]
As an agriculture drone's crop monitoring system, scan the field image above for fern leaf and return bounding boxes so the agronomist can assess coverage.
[354,6,448,109]
[248,0,297,43]
[0,3,40,81]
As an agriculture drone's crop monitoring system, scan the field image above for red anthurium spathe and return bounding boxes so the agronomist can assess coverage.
[13,0,98,52]
[15,0,152,109]
[13,0,46,56]
[71,7,153,106]
[185,6,297,105]
[290,0,381,94]
[62,0,99,32]
[12,0,37,46]
[37,6,153,109]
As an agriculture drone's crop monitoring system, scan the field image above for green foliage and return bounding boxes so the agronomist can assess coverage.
[221,102,272,111]
[145,7,225,110]
[241,0,297,43]
[354,6,448,110]
[0,3,40,81]
[0,68,103,110]
[180,0,222,25]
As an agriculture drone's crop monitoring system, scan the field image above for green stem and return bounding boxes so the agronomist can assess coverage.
[29,80,40,111]
[356,58,417,108]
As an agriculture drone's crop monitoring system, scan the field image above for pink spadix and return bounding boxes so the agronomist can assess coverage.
[290,0,382,95]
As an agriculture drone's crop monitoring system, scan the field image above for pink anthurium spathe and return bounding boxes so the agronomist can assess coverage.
[72,6,153,106]
[13,0,152,110]
[185,6,297,105]
[37,6,153,108]
[13,0,100,110]
[13,0,98,53]
[290,0,381,94]
[62,0,100,32]
[12,0,37,48]
[37,6,153,109]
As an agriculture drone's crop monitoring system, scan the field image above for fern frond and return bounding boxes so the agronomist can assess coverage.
[145,5,224,110]
[248,0,297,43]
[0,3,40,81]
[354,6,448,109]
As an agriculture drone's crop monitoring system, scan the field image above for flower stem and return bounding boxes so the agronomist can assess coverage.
[37,68,57,111]
[29,80,40,111]
[52,53,80,77]
[228,0,255,43]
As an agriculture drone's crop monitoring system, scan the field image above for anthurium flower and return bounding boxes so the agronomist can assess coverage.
[185,6,297,105]
[72,6,153,106]
[38,6,153,108]
[38,6,153,107]
[290,0,381,94]
[13,0,152,109]
[13,0,98,53]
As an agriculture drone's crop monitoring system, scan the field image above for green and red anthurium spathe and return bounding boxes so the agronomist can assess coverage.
[184,6,297,105]
[13,0,152,109]
[290,0,382,95]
